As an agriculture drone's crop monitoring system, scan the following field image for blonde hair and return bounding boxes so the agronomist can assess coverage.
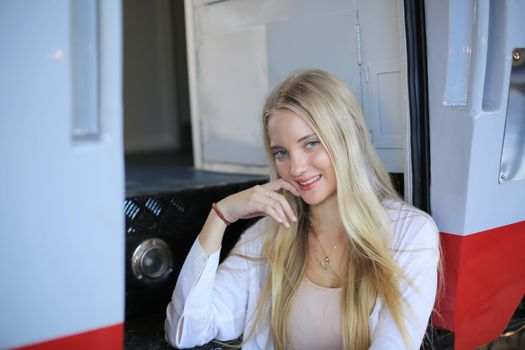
[247,69,412,350]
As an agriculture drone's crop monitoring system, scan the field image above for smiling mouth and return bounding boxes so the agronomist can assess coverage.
[297,175,322,189]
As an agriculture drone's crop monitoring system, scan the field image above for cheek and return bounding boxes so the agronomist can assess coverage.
[274,160,289,178]
[313,151,337,187]
[312,150,333,171]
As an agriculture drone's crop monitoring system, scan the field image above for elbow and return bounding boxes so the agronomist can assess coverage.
[165,303,184,348]
[165,304,211,349]
[164,322,178,348]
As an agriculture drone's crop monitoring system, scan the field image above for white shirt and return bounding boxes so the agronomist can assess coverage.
[165,200,440,349]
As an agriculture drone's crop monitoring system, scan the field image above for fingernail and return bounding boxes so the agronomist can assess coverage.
[284,221,290,228]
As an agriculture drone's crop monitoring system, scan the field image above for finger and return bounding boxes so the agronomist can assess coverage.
[264,179,301,197]
[265,191,297,222]
[258,184,297,222]
[279,178,301,197]
[261,195,289,227]
[256,199,289,228]
[284,180,302,196]
[278,178,301,197]
[254,193,290,228]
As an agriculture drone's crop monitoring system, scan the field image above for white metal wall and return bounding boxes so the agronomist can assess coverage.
[426,0,525,234]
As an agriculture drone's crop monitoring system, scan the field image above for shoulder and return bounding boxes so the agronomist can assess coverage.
[382,199,439,251]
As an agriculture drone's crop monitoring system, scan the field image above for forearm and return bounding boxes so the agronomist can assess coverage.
[198,179,299,256]
[198,209,228,256]
[166,235,223,347]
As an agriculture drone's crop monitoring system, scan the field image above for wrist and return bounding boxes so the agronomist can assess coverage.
[218,199,238,223]
[212,202,233,225]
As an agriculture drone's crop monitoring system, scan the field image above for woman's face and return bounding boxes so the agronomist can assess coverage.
[267,108,337,206]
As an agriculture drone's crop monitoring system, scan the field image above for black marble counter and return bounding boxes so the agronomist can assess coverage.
[125,151,267,197]
[125,312,171,350]
[124,151,265,350]
[125,312,240,350]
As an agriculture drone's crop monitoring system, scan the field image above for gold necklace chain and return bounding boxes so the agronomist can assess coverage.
[312,233,339,270]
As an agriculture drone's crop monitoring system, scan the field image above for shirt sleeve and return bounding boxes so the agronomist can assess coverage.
[164,219,266,348]
[369,216,440,350]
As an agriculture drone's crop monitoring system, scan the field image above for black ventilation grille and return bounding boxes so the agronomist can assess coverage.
[125,180,266,318]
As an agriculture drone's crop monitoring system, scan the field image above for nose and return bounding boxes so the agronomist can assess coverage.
[290,153,307,177]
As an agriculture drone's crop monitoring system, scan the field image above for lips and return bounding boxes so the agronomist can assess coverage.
[296,175,322,191]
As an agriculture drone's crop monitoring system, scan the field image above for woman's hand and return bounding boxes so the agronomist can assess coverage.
[217,179,301,228]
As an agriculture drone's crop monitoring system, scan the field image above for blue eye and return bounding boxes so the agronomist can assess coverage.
[273,149,288,159]
[305,140,320,150]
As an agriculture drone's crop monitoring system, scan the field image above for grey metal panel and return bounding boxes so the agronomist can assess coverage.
[123,0,179,153]
[189,0,406,174]
[500,49,525,183]
[266,9,361,99]
[357,0,404,173]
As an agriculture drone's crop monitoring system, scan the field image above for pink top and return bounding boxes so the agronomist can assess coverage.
[289,277,343,350]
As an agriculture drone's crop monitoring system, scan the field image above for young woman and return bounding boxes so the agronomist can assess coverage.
[165,69,440,350]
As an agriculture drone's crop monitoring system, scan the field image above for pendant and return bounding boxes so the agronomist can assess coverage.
[320,257,332,269]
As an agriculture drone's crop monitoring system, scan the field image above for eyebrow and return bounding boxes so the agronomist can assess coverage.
[270,133,317,150]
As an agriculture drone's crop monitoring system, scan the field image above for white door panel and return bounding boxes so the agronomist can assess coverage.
[0,1,124,348]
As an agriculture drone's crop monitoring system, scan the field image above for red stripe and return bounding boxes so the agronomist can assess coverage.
[13,323,123,350]
[433,220,525,350]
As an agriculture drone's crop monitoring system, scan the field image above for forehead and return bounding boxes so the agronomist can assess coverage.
[267,109,316,144]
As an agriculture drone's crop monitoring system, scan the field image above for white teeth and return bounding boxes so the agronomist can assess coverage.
[299,175,321,186]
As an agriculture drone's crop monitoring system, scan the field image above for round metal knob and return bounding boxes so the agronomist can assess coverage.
[131,238,173,281]
[513,49,521,62]
[512,48,524,67]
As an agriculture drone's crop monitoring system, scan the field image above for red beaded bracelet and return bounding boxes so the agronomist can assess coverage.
[212,202,232,226]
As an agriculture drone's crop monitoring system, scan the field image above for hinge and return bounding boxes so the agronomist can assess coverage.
[195,51,200,80]
[199,117,205,153]
[356,23,362,66]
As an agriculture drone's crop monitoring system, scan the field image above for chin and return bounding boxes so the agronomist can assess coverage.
[301,196,316,206]
[300,190,337,207]
[301,193,328,206]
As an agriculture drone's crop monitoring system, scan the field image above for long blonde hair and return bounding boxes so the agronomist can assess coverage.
[247,69,412,350]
